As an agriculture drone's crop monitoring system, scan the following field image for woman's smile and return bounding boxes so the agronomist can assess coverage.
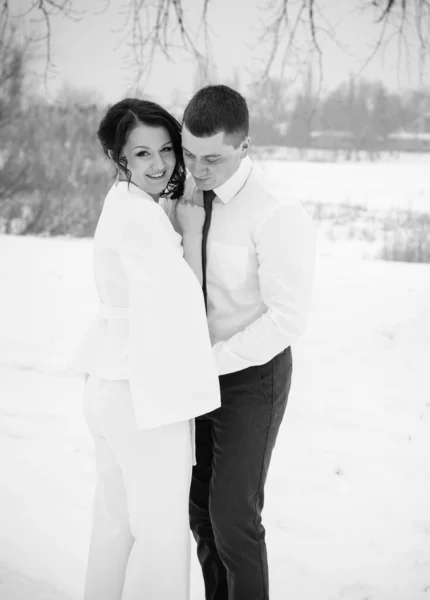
[146,169,167,179]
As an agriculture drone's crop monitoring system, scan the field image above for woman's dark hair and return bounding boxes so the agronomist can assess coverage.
[97,98,185,199]
[183,85,249,146]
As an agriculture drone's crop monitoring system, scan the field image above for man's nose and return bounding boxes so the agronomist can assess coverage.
[193,159,208,178]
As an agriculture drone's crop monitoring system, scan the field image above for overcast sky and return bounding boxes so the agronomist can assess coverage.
[13,0,429,107]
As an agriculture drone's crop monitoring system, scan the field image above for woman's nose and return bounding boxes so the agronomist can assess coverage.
[152,153,165,171]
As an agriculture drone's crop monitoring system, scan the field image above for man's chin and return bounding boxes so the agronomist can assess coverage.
[193,178,213,190]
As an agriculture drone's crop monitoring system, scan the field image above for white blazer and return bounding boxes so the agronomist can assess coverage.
[71,180,221,430]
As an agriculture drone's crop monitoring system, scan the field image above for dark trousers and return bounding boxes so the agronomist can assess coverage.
[189,347,293,600]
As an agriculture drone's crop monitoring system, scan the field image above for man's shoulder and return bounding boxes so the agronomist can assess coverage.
[243,170,299,212]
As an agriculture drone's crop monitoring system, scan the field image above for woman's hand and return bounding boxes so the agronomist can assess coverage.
[175,199,206,237]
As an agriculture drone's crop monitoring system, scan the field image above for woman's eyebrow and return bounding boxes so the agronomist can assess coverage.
[133,142,172,150]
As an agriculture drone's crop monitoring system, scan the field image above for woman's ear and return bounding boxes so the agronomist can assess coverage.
[108,150,127,163]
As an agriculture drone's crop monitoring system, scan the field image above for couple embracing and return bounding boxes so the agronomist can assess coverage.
[72,84,316,600]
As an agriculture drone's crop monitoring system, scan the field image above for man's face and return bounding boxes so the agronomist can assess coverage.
[182,126,249,191]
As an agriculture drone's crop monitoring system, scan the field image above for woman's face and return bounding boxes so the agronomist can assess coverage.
[121,122,176,199]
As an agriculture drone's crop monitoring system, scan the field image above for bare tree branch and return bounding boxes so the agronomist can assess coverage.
[37,2,52,86]
[353,17,390,81]
[1,0,429,92]
[377,0,398,22]
[0,0,10,46]
[308,0,323,95]
[258,0,289,80]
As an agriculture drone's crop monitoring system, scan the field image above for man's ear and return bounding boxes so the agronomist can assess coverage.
[240,136,251,157]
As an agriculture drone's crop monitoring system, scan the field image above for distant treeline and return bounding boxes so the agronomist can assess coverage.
[1,103,110,236]
[1,53,430,236]
[246,75,430,150]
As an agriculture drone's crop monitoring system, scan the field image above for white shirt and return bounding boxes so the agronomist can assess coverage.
[175,157,316,376]
[70,181,221,430]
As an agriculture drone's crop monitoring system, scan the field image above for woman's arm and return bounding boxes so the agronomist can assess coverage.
[119,199,220,430]
[175,199,205,285]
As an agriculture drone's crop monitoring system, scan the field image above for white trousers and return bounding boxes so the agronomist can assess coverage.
[82,376,193,600]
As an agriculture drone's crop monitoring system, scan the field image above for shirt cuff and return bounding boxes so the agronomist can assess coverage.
[212,341,255,376]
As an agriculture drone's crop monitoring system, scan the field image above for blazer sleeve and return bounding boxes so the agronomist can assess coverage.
[119,199,220,430]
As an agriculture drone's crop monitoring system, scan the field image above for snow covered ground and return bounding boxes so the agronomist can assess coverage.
[252,160,430,213]
[1,212,430,598]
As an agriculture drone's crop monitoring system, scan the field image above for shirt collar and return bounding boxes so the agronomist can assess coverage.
[213,156,252,204]
[115,179,158,203]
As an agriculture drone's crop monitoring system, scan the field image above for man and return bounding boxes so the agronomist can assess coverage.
[176,85,316,600]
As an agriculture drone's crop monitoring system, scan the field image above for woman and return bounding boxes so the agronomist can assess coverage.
[71,98,220,600]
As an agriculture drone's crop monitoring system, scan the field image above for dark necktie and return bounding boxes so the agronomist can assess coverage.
[202,190,216,312]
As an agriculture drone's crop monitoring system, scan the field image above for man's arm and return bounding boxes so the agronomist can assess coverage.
[212,202,316,375]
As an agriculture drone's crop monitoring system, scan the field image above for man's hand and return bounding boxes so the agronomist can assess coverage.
[176,199,206,237]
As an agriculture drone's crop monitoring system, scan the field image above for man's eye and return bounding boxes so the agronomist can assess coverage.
[206,157,219,164]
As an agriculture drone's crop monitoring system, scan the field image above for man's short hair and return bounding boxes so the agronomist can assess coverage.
[183,85,249,146]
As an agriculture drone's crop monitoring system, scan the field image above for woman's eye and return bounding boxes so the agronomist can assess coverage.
[206,157,219,164]
[136,151,148,157]
[162,146,173,152]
